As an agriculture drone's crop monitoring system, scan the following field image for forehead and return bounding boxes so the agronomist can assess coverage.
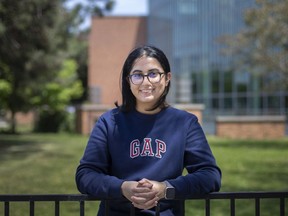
[131,56,163,71]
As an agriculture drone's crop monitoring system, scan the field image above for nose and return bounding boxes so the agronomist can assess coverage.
[142,75,151,85]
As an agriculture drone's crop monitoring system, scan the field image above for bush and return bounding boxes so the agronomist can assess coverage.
[34,110,67,133]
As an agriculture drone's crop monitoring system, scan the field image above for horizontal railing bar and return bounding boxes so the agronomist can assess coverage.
[204,191,288,200]
[0,191,287,202]
[0,194,96,202]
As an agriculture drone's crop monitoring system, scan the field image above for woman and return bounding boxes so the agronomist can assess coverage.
[75,45,221,215]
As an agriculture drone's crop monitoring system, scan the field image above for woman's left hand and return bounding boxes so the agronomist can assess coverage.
[130,178,166,210]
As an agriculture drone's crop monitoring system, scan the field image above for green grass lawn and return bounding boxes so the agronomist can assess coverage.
[0,133,288,216]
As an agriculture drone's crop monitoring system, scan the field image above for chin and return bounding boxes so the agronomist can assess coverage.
[137,98,156,105]
[139,97,155,103]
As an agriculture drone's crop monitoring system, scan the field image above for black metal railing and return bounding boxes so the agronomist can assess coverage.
[1,191,288,216]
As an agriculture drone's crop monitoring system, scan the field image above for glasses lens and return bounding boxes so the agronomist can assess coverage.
[148,72,161,83]
[131,74,143,84]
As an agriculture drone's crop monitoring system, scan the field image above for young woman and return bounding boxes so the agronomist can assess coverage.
[75,45,221,215]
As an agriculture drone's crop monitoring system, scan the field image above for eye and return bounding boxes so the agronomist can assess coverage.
[132,73,143,79]
[148,71,158,78]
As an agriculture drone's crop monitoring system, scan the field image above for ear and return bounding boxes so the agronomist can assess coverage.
[165,72,171,86]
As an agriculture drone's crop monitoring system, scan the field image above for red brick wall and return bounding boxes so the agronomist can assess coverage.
[88,16,147,105]
[5,111,35,126]
[216,116,286,139]
[174,104,204,124]
[76,104,112,135]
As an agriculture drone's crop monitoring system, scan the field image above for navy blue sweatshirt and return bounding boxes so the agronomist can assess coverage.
[76,106,221,215]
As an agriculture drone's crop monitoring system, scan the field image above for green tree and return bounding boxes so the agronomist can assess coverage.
[0,0,114,133]
[33,59,83,132]
[0,0,69,133]
[220,0,288,88]
[0,62,11,111]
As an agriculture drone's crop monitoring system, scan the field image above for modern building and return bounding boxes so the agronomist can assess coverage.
[148,0,287,132]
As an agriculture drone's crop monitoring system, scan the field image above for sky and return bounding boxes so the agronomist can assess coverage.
[108,0,148,16]
[66,0,148,29]
[65,0,148,15]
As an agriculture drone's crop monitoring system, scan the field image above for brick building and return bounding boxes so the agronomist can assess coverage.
[88,16,147,105]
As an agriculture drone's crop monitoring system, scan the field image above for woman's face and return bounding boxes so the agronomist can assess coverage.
[128,56,171,113]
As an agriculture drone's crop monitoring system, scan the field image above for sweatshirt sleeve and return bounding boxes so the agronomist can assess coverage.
[75,115,124,199]
[169,115,221,198]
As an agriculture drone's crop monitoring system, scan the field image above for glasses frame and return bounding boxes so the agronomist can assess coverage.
[128,72,165,85]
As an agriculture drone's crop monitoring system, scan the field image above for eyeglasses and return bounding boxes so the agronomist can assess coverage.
[128,72,165,85]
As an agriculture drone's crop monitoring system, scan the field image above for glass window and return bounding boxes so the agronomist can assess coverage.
[224,71,233,93]
[224,96,232,109]
[211,70,220,93]
[268,95,280,109]
[212,97,219,109]
[177,0,198,15]
[237,97,247,109]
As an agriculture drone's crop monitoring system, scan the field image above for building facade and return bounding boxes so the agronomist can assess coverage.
[148,0,287,131]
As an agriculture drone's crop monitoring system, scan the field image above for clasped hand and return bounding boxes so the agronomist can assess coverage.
[121,178,166,210]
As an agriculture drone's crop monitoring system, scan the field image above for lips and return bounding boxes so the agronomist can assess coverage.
[140,89,153,93]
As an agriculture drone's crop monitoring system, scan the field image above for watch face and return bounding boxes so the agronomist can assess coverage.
[165,187,175,199]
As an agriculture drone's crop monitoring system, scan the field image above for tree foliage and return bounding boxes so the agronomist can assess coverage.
[0,0,114,133]
[33,59,83,132]
[32,59,83,111]
[0,62,11,110]
[0,0,70,132]
[220,0,288,87]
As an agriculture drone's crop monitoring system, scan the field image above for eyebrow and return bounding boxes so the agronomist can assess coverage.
[131,68,160,73]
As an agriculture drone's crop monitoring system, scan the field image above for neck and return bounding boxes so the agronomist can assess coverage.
[136,105,161,114]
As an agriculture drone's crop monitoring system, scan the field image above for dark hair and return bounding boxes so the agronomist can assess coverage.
[115,45,171,112]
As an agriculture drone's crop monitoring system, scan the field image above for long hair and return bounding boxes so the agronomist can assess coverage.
[115,45,171,112]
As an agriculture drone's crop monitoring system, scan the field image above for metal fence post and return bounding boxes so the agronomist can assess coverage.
[30,201,34,216]
[4,201,9,216]
[80,200,85,216]
[230,198,235,216]
[55,201,60,216]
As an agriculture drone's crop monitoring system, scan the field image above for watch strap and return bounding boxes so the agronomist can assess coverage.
[164,181,175,199]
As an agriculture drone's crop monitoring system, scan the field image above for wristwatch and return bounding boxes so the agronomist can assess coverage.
[164,181,175,199]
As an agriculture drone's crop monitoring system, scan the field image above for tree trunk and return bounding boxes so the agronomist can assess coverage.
[10,110,17,134]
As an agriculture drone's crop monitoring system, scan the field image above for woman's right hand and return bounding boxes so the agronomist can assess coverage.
[121,180,159,210]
